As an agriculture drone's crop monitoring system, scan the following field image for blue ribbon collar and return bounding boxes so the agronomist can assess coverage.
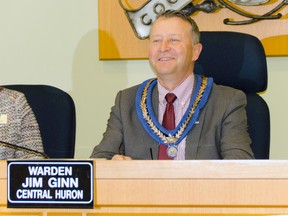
[136,75,213,146]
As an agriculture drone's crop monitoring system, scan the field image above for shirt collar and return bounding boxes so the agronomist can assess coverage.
[158,74,194,105]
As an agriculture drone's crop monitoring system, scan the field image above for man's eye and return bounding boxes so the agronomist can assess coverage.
[171,38,179,42]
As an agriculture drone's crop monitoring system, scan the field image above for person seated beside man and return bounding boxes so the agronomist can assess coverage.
[0,87,45,159]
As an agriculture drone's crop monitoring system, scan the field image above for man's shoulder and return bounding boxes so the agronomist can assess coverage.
[121,84,141,93]
[211,82,245,97]
[120,79,156,96]
[207,82,246,106]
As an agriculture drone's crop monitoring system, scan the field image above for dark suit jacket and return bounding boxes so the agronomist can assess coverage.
[90,79,254,160]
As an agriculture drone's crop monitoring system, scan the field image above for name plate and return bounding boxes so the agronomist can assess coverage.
[7,160,94,208]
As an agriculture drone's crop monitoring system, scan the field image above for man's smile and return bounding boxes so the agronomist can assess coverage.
[158,57,175,61]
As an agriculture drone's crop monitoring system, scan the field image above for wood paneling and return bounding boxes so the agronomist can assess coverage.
[2,160,288,214]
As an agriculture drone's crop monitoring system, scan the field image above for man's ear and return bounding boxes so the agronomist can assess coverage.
[192,43,203,62]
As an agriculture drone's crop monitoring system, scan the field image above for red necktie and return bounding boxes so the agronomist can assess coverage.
[158,93,177,160]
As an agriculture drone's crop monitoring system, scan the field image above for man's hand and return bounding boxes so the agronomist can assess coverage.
[112,154,132,160]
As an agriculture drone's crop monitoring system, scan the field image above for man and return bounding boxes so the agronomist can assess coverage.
[90,10,254,160]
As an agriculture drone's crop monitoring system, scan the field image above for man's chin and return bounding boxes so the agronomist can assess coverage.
[155,69,174,77]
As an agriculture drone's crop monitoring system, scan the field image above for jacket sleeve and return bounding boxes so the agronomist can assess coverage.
[90,91,124,159]
[15,93,45,159]
[220,89,255,159]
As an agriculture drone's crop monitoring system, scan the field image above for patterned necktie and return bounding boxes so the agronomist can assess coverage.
[158,93,177,160]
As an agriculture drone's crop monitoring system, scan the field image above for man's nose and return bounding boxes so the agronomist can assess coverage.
[160,39,170,51]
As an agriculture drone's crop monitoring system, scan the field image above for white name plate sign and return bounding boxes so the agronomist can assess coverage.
[7,160,93,208]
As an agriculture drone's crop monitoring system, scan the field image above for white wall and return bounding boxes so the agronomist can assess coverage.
[1,0,287,159]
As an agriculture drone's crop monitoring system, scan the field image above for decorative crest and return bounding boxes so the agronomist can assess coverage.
[119,0,192,39]
[119,0,287,40]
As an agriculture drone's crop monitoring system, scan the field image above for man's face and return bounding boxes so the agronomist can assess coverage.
[149,17,201,81]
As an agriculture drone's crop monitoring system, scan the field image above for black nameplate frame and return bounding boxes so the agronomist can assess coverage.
[7,160,94,208]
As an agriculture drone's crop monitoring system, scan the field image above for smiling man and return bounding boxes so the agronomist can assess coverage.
[90,10,254,160]
[148,11,202,91]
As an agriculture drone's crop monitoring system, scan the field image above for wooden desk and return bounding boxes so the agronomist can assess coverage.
[1,160,288,215]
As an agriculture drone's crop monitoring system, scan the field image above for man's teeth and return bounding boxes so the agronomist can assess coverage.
[159,57,173,61]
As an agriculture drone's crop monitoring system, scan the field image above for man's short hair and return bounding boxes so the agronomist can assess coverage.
[154,10,200,44]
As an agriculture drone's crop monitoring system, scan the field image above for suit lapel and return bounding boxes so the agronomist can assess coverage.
[185,77,207,159]
[185,107,207,159]
[150,85,160,157]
